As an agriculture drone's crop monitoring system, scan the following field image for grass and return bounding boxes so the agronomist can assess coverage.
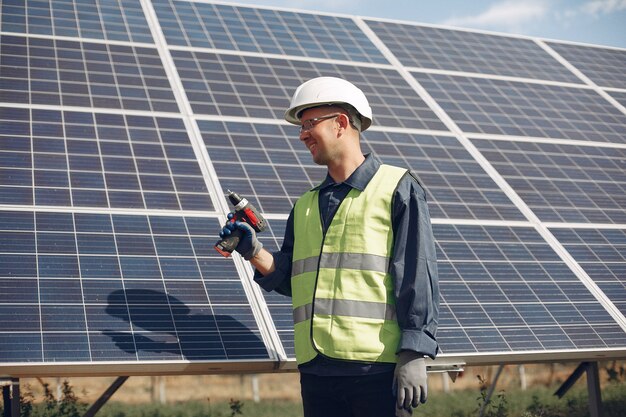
[33,381,626,417]
[5,373,625,417]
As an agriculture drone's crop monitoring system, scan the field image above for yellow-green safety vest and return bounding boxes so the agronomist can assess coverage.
[291,164,407,365]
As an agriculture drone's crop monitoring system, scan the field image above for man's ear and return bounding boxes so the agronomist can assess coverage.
[336,113,350,131]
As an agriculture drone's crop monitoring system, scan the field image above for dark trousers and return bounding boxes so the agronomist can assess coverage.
[300,371,396,417]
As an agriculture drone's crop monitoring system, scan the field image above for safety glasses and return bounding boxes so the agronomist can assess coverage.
[299,113,342,133]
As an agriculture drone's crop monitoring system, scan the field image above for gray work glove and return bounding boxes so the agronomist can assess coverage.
[393,351,428,414]
[220,213,263,260]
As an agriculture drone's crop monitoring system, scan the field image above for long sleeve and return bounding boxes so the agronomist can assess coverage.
[253,208,295,297]
[391,172,440,359]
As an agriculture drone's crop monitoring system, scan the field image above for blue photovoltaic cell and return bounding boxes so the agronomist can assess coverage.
[551,228,626,316]
[361,131,524,221]
[254,218,294,357]
[0,210,269,363]
[0,0,153,44]
[473,139,626,224]
[435,224,626,353]
[0,34,178,112]
[198,121,324,213]
[413,72,626,144]
[547,41,626,89]
[256,220,626,358]
[173,51,446,130]
[608,91,626,108]
[0,108,213,211]
[154,0,387,64]
[366,20,580,84]
[198,121,525,220]
[2,0,626,370]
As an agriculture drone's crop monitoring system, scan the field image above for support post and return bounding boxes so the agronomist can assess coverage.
[555,362,602,417]
[479,364,504,417]
[251,375,260,403]
[82,376,128,417]
[519,365,527,390]
[1,379,20,417]
[586,362,602,417]
[10,380,18,417]
[441,372,450,393]
[2,383,10,417]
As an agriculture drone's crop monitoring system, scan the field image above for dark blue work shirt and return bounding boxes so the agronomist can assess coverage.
[254,154,439,376]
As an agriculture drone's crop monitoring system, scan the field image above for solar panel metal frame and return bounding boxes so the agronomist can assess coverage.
[0,0,625,377]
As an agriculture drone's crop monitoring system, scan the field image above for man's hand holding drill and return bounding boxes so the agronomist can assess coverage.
[215,190,266,260]
[219,213,263,260]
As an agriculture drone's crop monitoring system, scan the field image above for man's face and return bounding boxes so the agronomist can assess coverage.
[298,107,343,166]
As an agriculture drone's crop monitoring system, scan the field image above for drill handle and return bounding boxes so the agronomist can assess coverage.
[215,227,244,257]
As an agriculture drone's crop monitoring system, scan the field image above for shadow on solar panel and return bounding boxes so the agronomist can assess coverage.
[102,289,267,360]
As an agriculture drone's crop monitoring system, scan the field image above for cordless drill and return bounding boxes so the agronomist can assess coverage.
[215,190,267,257]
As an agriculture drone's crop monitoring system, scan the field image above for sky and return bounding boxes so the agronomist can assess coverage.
[216,0,626,49]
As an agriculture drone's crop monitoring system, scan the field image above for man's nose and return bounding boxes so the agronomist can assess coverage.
[299,128,310,141]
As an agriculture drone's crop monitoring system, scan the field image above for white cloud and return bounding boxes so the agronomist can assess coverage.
[557,0,626,23]
[580,0,626,15]
[442,0,549,30]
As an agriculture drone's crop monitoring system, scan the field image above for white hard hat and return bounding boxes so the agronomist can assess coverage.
[284,77,373,131]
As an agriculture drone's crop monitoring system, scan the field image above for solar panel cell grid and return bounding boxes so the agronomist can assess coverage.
[1,0,625,370]
[362,131,525,220]
[547,42,626,89]
[0,34,177,112]
[435,224,626,353]
[366,20,581,83]
[474,139,626,224]
[253,218,295,357]
[199,120,527,220]
[0,108,213,211]
[551,228,626,316]
[174,51,446,130]
[0,0,153,43]
[413,72,626,143]
[153,0,387,64]
[607,91,626,108]
[0,210,269,363]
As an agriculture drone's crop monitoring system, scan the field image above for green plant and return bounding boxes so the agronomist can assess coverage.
[20,384,35,417]
[523,394,552,417]
[12,380,87,417]
[476,375,509,417]
[228,398,244,417]
[605,361,625,383]
[40,381,56,417]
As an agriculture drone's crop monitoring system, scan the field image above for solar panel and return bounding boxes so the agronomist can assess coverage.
[254,218,295,357]
[608,90,626,108]
[546,41,626,89]
[0,34,177,111]
[173,50,446,130]
[412,72,626,143]
[0,108,212,210]
[0,210,270,364]
[366,20,582,83]
[1,0,625,376]
[550,228,626,316]
[473,139,626,224]
[153,0,388,63]
[0,0,153,43]
[435,224,626,353]
[198,120,525,220]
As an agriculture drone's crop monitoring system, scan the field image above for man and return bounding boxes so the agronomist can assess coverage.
[220,77,439,417]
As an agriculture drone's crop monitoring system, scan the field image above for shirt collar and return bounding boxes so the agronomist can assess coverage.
[312,153,382,191]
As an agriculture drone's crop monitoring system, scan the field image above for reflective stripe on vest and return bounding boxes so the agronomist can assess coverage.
[292,252,390,276]
[291,164,407,364]
[293,299,397,324]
